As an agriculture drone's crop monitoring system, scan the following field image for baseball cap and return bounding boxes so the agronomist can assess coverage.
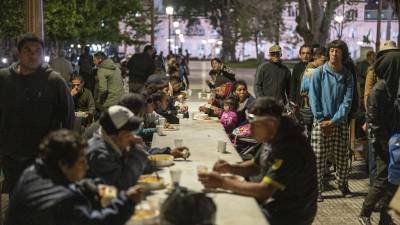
[100,105,142,135]
[269,45,282,53]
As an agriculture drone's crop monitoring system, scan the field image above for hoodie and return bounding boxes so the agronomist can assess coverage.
[96,59,123,111]
[0,63,74,160]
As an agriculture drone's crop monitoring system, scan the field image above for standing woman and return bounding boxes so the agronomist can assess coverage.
[231,80,255,125]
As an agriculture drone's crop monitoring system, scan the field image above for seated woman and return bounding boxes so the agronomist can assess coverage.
[6,129,143,225]
[231,80,255,125]
[199,76,233,117]
[152,91,179,124]
[207,58,236,89]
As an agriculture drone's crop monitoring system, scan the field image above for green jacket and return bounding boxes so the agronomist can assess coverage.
[74,88,95,115]
[96,59,123,111]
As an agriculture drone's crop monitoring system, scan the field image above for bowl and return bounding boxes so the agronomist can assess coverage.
[138,175,165,190]
[127,208,159,225]
[148,154,174,167]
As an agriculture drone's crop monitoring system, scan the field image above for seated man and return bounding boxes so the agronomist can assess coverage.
[199,97,318,225]
[6,129,143,225]
[199,76,232,117]
[86,105,151,190]
[71,76,95,116]
[71,76,95,129]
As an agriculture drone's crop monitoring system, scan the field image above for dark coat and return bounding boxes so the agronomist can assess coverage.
[5,159,135,225]
[289,61,307,106]
[254,61,291,103]
[74,87,95,115]
[86,129,151,190]
[0,63,74,160]
[127,53,156,84]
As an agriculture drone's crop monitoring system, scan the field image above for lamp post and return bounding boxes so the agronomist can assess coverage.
[166,6,174,54]
[335,15,344,40]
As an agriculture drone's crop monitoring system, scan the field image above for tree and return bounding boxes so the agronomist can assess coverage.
[0,0,24,49]
[170,0,282,62]
[388,0,400,45]
[295,0,342,45]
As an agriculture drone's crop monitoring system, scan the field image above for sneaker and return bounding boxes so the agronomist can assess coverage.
[340,186,354,198]
[317,192,324,202]
[358,216,372,225]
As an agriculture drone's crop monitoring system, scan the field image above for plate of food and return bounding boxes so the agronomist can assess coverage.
[194,113,208,120]
[148,154,174,167]
[164,123,179,131]
[138,175,166,190]
[128,209,159,225]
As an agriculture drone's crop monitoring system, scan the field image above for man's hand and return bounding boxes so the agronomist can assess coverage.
[71,87,78,96]
[170,147,190,159]
[362,122,368,133]
[199,106,207,112]
[207,97,214,105]
[320,120,334,136]
[213,159,231,173]
[126,185,144,204]
[129,135,144,145]
[213,108,221,115]
[198,171,225,189]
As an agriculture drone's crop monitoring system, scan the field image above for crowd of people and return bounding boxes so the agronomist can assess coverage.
[0,32,399,225]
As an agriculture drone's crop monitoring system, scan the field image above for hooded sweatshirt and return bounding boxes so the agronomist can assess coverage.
[0,63,74,160]
[309,63,354,124]
[96,59,123,111]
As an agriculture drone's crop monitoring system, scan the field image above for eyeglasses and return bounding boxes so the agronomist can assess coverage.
[245,110,278,123]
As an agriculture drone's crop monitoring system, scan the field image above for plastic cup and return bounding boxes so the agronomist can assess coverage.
[217,140,227,153]
[158,117,166,126]
[188,89,192,96]
[190,112,195,120]
[198,92,202,99]
[156,125,165,136]
[174,139,183,148]
[177,113,184,119]
[206,93,211,99]
[170,168,182,185]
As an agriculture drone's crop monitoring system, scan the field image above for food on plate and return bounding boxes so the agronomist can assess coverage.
[139,176,163,184]
[148,154,173,161]
[132,209,156,220]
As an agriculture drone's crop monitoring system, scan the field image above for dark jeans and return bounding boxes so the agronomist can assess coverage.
[2,157,34,194]
[360,143,398,222]
[367,140,377,185]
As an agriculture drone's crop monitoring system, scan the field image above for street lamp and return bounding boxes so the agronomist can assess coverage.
[166,6,174,53]
[334,15,344,39]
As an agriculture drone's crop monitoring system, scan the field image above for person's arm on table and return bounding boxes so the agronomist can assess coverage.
[213,159,260,177]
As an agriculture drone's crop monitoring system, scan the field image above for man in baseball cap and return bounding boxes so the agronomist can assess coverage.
[254,44,291,103]
[86,105,151,190]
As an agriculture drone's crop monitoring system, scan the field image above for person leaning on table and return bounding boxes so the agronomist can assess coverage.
[198,97,318,225]
[5,129,143,225]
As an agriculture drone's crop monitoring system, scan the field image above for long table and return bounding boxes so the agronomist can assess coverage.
[150,118,269,225]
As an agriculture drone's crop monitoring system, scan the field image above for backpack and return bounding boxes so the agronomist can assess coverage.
[160,185,216,225]
[388,133,400,185]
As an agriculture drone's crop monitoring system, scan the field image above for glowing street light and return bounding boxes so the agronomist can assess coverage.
[335,15,344,23]
[173,21,179,28]
[175,29,181,35]
[166,6,174,53]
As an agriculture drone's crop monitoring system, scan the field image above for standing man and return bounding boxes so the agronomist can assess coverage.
[0,33,75,193]
[50,49,73,83]
[254,45,291,103]
[309,40,354,201]
[357,50,376,106]
[93,52,123,112]
[290,45,313,106]
[127,45,156,93]
[78,46,94,93]
[358,43,400,225]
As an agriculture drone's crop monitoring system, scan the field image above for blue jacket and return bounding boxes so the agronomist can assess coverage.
[309,63,353,124]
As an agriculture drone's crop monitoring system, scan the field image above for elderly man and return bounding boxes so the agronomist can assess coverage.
[309,40,354,201]
[93,52,123,112]
[0,33,74,193]
[254,45,291,103]
[199,97,317,225]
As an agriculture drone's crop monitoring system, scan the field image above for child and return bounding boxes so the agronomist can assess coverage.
[219,97,239,134]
